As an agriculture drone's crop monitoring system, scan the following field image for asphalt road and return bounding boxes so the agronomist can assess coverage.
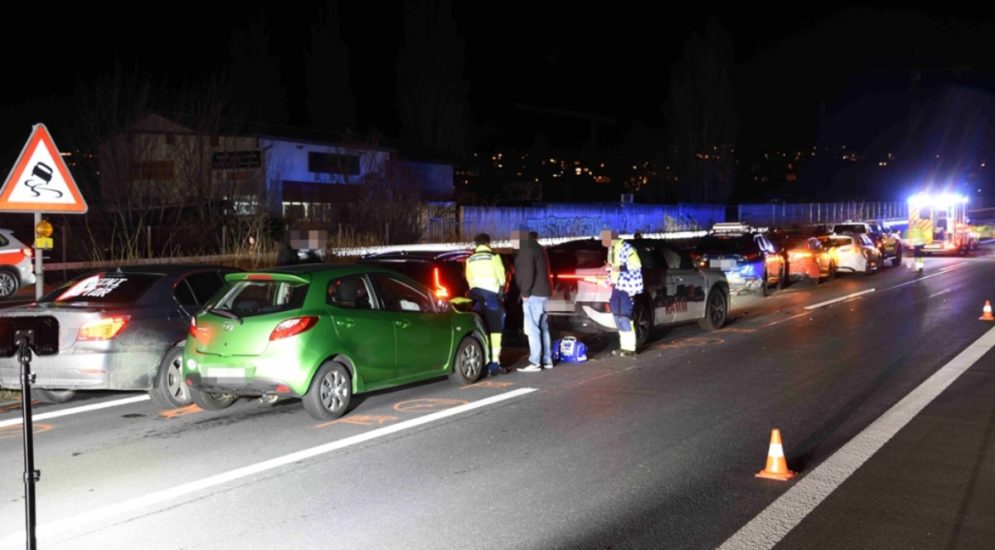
[1,253,993,549]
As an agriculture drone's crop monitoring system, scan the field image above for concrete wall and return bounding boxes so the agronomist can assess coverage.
[459,203,726,239]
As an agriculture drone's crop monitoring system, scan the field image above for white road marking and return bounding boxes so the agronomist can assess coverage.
[803,289,876,310]
[0,395,150,428]
[720,325,995,550]
[928,288,954,299]
[1,387,537,547]
[883,261,971,292]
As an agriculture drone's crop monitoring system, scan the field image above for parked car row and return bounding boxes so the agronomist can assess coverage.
[0,218,906,421]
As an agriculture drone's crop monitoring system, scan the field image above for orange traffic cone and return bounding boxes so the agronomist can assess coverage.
[981,300,994,322]
[756,429,796,481]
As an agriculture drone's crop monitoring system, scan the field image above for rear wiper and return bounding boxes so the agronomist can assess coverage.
[208,307,243,324]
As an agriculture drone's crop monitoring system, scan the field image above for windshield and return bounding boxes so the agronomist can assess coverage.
[45,273,161,305]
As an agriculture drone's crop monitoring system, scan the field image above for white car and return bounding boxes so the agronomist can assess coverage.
[819,233,882,275]
[0,229,36,297]
[547,238,730,347]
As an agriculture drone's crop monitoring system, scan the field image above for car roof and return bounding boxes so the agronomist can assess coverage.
[108,264,236,274]
[361,249,471,262]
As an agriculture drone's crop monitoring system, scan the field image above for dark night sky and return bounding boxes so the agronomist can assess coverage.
[2,2,994,156]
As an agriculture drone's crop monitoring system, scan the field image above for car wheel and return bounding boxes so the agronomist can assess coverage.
[760,269,770,297]
[776,264,786,290]
[303,360,352,420]
[189,386,237,411]
[633,300,653,347]
[31,389,76,403]
[449,337,484,385]
[827,262,836,282]
[150,346,190,408]
[891,250,902,267]
[698,286,728,331]
[0,270,18,298]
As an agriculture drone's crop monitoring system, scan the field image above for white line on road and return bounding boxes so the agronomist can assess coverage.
[883,261,970,292]
[720,325,995,550]
[803,288,876,310]
[0,395,150,428]
[928,288,954,299]
[1,387,537,547]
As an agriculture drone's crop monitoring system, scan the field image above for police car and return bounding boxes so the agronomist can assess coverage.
[547,238,729,347]
[694,223,786,296]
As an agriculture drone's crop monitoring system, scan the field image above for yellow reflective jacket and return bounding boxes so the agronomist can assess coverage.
[465,245,506,293]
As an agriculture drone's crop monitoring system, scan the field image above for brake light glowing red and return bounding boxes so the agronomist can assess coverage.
[189,317,197,338]
[78,316,130,341]
[433,267,450,298]
[247,274,273,281]
[269,316,319,341]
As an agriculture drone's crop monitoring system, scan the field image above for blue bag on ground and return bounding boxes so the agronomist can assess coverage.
[551,336,588,363]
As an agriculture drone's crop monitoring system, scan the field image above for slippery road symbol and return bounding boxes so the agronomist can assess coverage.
[23,161,63,198]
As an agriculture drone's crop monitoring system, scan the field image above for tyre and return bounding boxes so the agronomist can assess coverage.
[633,299,653,347]
[826,262,836,283]
[449,337,484,385]
[891,249,902,267]
[303,360,352,420]
[698,286,729,331]
[776,264,786,290]
[31,389,76,403]
[150,346,190,408]
[0,270,18,298]
[188,386,237,411]
[759,269,770,297]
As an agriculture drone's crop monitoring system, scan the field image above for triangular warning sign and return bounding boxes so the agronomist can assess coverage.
[0,123,88,213]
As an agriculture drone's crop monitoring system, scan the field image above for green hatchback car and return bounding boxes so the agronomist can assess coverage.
[182,265,488,420]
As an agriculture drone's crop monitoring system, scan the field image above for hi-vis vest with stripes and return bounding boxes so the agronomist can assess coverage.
[465,245,506,293]
[608,239,643,295]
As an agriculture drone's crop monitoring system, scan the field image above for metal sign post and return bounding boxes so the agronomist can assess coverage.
[0,315,59,550]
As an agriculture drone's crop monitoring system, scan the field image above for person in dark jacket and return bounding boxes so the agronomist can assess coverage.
[513,229,552,371]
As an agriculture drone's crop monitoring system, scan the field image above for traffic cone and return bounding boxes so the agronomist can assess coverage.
[756,429,796,481]
[981,300,994,322]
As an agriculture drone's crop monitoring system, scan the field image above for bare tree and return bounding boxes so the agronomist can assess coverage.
[306,2,356,133]
[229,9,289,126]
[396,0,471,159]
[666,18,738,203]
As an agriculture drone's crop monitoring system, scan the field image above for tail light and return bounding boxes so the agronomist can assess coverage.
[432,267,450,299]
[790,251,812,260]
[743,252,761,262]
[78,316,130,341]
[270,316,319,341]
[690,252,708,268]
[21,247,33,258]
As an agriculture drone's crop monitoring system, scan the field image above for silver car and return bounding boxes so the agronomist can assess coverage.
[0,265,235,405]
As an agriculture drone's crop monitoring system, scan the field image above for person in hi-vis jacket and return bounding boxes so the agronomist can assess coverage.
[602,229,643,356]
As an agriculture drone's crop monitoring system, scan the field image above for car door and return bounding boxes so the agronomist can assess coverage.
[666,248,706,323]
[326,274,397,387]
[370,272,454,381]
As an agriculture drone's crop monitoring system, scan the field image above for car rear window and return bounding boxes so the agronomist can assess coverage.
[548,245,605,273]
[697,235,755,255]
[209,280,308,317]
[833,224,866,234]
[47,273,161,305]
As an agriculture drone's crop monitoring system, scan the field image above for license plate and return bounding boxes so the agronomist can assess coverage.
[717,259,737,269]
[207,367,246,380]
